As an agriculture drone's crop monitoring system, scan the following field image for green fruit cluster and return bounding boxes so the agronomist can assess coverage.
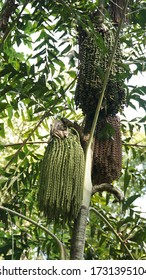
[38,128,85,223]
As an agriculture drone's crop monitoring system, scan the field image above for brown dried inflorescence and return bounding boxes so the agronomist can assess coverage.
[92,115,122,185]
[75,25,126,121]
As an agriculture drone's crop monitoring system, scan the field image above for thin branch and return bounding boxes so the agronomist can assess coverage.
[1,141,48,147]
[90,207,135,260]
[110,0,123,10]
[2,141,146,148]
[126,7,146,16]
[0,205,66,260]
[123,143,146,148]
[92,183,124,202]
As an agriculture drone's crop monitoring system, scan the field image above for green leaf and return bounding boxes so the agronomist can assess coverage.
[127,194,141,207]
[0,103,8,113]
[0,143,4,151]
[124,165,131,195]
[123,194,141,211]
[138,9,146,28]
[0,64,16,77]
[138,115,146,123]
[7,106,13,119]
[66,70,76,78]
[7,118,14,129]
[0,123,5,138]
[60,44,72,55]
[54,59,65,70]
[32,48,46,59]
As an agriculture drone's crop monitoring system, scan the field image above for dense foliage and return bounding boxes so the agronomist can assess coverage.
[0,0,146,259]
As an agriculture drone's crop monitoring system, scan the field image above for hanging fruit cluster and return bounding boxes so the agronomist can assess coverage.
[75,25,126,121]
[38,125,85,223]
[92,115,122,185]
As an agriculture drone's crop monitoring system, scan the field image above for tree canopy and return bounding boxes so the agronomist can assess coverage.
[0,0,146,260]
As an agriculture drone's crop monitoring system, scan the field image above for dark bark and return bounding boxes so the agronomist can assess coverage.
[109,0,125,24]
[0,0,17,32]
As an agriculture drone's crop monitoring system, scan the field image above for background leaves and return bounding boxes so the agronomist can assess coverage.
[0,0,146,260]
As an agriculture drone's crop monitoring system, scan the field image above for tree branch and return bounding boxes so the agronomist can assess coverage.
[0,205,66,260]
[92,183,124,202]
[123,143,146,148]
[1,141,48,147]
[90,207,135,260]
[1,141,146,149]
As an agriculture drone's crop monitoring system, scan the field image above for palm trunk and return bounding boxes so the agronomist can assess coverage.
[70,205,89,259]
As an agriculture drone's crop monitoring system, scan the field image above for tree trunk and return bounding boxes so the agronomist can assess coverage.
[70,205,89,259]
[70,143,93,260]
